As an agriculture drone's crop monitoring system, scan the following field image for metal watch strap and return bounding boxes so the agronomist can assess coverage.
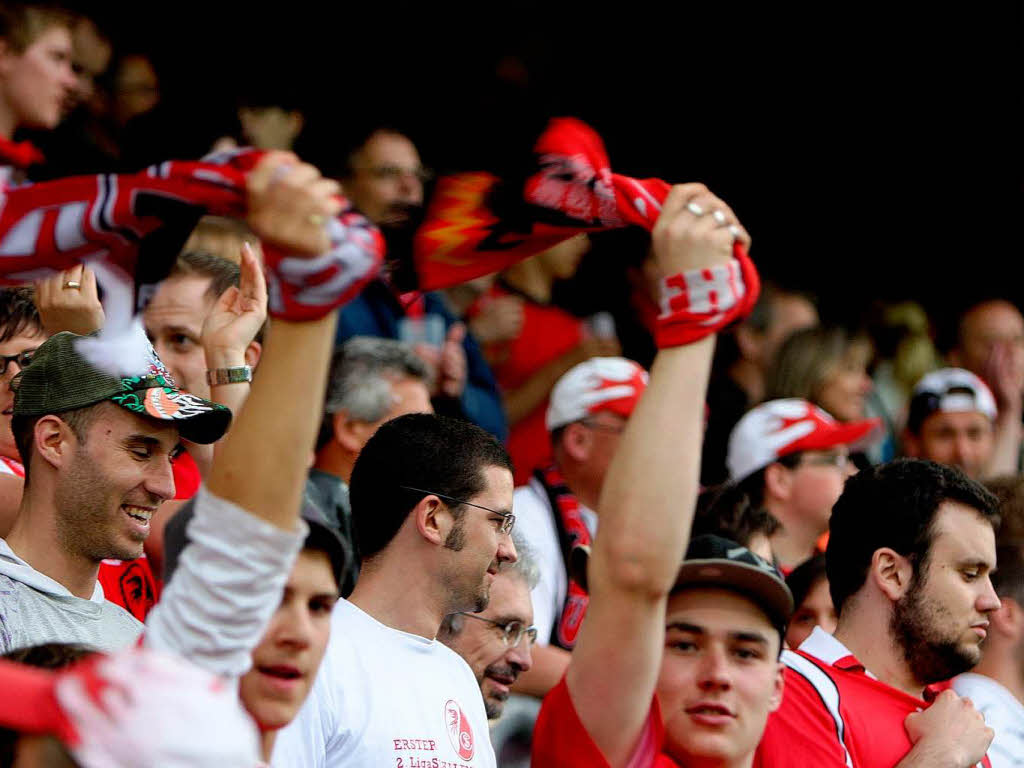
[205,365,252,386]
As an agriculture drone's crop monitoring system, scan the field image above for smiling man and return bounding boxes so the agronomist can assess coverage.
[0,329,230,653]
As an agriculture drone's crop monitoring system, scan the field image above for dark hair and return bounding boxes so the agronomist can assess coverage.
[11,402,103,482]
[349,413,513,560]
[735,452,803,508]
[992,542,1024,606]
[303,522,346,592]
[0,287,42,343]
[786,553,828,610]
[826,458,999,616]
[694,483,780,546]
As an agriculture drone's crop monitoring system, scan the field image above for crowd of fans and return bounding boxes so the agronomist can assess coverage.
[0,4,1021,768]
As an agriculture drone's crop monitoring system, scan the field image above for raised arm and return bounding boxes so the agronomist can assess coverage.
[564,184,750,767]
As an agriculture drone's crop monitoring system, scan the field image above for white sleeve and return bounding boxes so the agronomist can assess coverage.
[512,485,565,646]
[143,485,307,678]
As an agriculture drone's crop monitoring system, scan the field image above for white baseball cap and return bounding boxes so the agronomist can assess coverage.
[727,398,883,482]
[907,368,998,434]
[0,647,260,767]
[546,357,649,431]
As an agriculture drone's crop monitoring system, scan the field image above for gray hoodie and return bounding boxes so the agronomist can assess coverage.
[0,539,142,654]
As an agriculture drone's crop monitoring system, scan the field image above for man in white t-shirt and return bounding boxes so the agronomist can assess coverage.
[512,356,647,698]
[272,412,518,767]
[954,540,1024,767]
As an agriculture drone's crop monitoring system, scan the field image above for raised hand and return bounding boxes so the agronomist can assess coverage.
[201,244,268,369]
[35,264,105,336]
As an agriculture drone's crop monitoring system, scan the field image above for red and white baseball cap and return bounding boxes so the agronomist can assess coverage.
[0,647,259,767]
[726,398,882,482]
[546,357,649,431]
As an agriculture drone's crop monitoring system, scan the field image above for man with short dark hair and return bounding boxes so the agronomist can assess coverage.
[274,412,517,766]
[903,367,1006,480]
[0,328,230,652]
[438,536,538,720]
[727,398,880,573]
[756,458,1000,767]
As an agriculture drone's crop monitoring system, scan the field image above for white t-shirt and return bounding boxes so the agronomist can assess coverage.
[512,478,597,646]
[271,598,496,768]
[953,673,1024,768]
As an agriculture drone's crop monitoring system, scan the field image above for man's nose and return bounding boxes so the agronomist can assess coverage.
[498,535,518,565]
[697,646,732,690]
[507,640,533,673]
[146,458,176,502]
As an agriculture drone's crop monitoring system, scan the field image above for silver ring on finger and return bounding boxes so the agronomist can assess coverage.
[728,225,742,239]
[686,202,705,216]
[64,281,81,290]
[712,209,727,225]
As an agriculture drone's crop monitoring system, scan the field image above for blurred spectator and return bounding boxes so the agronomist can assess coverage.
[693,482,780,562]
[953,540,1024,768]
[0,329,230,653]
[310,336,433,594]
[767,326,874,423]
[0,3,75,178]
[473,236,621,483]
[182,216,261,264]
[438,535,537,719]
[702,283,818,484]
[110,52,159,128]
[727,399,880,573]
[0,287,44,536]
[784,553,837,649]
[903,368,1004,480]
[340,125,426,229]
[274,413,515,765]
[757,459,1000,767]
[238,101,304,152]
[512,357,647,698]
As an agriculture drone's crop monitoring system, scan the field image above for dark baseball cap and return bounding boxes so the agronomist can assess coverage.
[13,331,231,445]
[570,534,793,632]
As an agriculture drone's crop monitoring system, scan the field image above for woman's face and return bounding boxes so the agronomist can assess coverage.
[817,345,872,421]
[0,25,76,131]
[239,549,339,731]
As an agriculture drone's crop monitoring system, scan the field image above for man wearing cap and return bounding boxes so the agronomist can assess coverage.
[0,329,230,652]
[755,459,999,768]
[727,398,881,573]
[903,367,1014,480]
[528,183,790,767]
[511,355,648,697]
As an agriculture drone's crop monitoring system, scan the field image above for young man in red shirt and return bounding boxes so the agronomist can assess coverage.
[755,458,999,768]
[530,183,790,768]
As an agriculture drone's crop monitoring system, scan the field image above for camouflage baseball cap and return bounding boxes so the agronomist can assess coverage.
[13,332,231,445]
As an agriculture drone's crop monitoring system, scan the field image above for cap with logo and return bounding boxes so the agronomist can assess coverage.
[726,398,882,483]
[906,367,997,434]
[13,331,231,445]
[546,357,649,431]
[569,534,793,634]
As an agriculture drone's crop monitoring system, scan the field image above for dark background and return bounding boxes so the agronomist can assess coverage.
[68,1,1023,338]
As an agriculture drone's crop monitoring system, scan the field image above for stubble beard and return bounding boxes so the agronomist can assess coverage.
[442,518,491,614]
[891,577,980,685]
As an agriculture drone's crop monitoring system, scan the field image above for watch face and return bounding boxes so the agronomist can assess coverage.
[207,366,252,386]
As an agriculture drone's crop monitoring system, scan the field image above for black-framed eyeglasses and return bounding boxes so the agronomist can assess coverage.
[399,485,515,535]
[455,613,538,648]
[0,349,35,376]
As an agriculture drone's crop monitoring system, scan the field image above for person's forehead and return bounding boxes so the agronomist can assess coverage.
[930,501,996,567]
[28,24,72,53]
[362,132,420,167]
[966,302,1024,339]
[290,548,339,595]
[94,402,180,445]
[666,588,777,638]
[144,276,215,325]
[922,409,992,433]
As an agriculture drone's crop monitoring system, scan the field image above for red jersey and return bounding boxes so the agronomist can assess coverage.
[472,283,584,485]
[532,676,678,768]
[755,628,990,768]
[98,555,159,622]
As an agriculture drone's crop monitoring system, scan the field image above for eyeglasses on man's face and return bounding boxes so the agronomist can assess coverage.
[455,613,538,648]
[797,451,850,471]
[0,349,35,377]
[399,485,515,535]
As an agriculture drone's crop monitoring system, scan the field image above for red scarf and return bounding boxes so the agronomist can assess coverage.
[534,464,591,650]
[0,136,45,170]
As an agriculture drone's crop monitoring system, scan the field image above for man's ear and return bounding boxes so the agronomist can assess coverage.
[561,422,593,464]
[991,595,1023,639]
[413,495,449,548]
[768,660,785,712]
[331,410,370,455]
[870,548,914,602]
[764,463,792,503]
[244,340,262,369]
[33,415,76,471]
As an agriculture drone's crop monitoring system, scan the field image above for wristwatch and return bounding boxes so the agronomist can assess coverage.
[206,365,253,386]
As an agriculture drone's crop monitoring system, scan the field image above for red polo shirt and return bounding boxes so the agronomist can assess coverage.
[754,627,990,768]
